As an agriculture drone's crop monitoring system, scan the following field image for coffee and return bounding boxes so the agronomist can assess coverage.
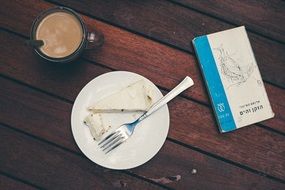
[30,7,104,63]
[36,11,83,58]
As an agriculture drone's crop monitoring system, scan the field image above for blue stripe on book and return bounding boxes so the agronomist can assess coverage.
[193,36,236,132]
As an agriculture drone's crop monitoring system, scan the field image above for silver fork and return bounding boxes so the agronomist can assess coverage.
[98,76,194,154]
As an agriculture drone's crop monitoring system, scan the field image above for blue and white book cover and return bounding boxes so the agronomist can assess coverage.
[192,26,274,133]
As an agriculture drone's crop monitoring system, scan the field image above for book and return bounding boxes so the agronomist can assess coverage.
[192,26,274,133]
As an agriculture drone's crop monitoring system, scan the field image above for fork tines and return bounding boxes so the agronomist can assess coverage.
[98,130,127,154]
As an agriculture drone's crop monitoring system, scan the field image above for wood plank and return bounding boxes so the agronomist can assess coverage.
[0,1,284,134]
[0,4,285,133]
[45,0,285,87]
[143,141,285,190]
[0,0,207,103]
[0,79,284,189]
[0,0,282,188]
[0,125,166,190]
[1,69,285,181]
[0,174,37,190]
[173,0,285,43]
[0,0,284,180]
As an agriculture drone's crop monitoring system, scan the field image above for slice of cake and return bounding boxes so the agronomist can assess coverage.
[83,113,111,141]
[84,80,154,141]
[88,80,154,113]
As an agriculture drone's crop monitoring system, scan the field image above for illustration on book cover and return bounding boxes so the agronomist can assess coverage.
[213,45,261,90]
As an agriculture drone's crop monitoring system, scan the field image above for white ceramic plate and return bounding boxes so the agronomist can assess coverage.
[71,71,169,170]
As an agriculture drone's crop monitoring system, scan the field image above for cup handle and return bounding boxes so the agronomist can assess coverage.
[86,30,104,49]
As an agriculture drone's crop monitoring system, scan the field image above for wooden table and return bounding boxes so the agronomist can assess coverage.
[0,1,284,189]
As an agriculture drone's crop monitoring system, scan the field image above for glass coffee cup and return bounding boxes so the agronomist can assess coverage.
[30,7,104,63]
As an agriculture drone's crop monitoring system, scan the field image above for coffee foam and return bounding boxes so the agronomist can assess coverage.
[36,11,83,58]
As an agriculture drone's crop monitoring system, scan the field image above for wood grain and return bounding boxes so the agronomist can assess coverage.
[0,174,37,190]
[0,125,166,190]
[135,140,285,190]
[1,64,285,181]
[0,78,284,189]
[173,0,285,43]
[0,1,284,134]
[0,0,285,188]
[46,0,285,87]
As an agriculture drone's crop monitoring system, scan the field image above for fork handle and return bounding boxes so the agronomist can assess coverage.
[137,76,194,123]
